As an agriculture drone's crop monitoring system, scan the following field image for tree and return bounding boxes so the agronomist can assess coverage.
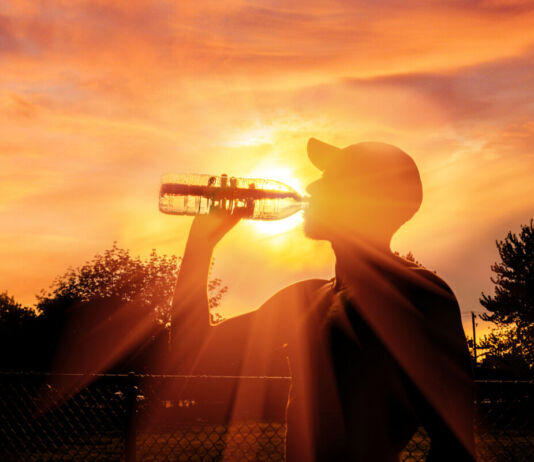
[36,242,226,325]
[393,250,430,270]
[479,220,534,374]
[0,291,35,326]
[0,243,226,373]
[0,292,38,371]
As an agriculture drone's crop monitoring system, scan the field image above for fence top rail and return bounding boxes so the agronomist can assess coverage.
[1,371,533,385]
[0,371,293,381]
[475,379,534,385]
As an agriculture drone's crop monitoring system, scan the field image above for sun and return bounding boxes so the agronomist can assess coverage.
[244,165,306,237]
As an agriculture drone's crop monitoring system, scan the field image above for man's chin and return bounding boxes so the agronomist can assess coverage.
[303,220,329,241]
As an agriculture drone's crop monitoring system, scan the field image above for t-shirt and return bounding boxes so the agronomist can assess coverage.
[182,256,474,461]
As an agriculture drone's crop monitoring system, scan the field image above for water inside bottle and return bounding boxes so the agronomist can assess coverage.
[159,173,303,220]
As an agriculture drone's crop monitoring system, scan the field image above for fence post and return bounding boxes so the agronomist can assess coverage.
[125,372,137,462]
[471,312,478,375]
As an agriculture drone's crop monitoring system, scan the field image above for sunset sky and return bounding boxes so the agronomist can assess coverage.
[2,0,534,336]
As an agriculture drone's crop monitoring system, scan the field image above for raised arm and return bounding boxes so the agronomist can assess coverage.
[169,211,243,371]
[169,211,326,375]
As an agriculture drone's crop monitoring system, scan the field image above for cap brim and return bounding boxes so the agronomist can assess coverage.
[307,137,341,171]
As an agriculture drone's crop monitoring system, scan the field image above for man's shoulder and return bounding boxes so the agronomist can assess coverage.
[274,278,331,299]
[391,255,455,299]
[411,267,455,298]
[258,278,330,313]
[407,267,461,321]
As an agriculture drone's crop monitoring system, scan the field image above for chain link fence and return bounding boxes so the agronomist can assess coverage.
[0,372,532,461]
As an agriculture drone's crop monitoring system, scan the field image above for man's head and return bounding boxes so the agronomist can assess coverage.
[304,138,423,247]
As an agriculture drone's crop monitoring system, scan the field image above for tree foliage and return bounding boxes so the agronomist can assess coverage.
[0,291,36,326]
[36,242,226,326]
[0,292,38,371]
[0,243,227,372]
[479,220,534,373]
[393,250,430,270]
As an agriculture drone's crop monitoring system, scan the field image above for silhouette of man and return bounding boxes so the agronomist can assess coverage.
[171,139,475,461]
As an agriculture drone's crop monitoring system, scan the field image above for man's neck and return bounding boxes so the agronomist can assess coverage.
[331,237,394,288]
[332,236,392,262]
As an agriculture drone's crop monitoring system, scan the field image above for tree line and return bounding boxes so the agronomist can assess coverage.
[0,243,225,374]
[1,221,533,377]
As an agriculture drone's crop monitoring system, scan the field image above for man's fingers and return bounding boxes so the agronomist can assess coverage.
[231,207,251,220]
[190,208,244,244]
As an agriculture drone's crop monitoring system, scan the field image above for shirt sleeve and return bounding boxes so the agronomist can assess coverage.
[190,279,328,375]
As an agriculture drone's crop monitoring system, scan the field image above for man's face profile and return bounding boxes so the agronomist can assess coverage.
[303,140,423,246]
[303,165,389,243]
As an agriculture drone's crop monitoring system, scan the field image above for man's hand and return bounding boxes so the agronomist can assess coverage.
[189,210,243,247]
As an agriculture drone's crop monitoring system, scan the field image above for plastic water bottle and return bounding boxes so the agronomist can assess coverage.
[159,173,305,220]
